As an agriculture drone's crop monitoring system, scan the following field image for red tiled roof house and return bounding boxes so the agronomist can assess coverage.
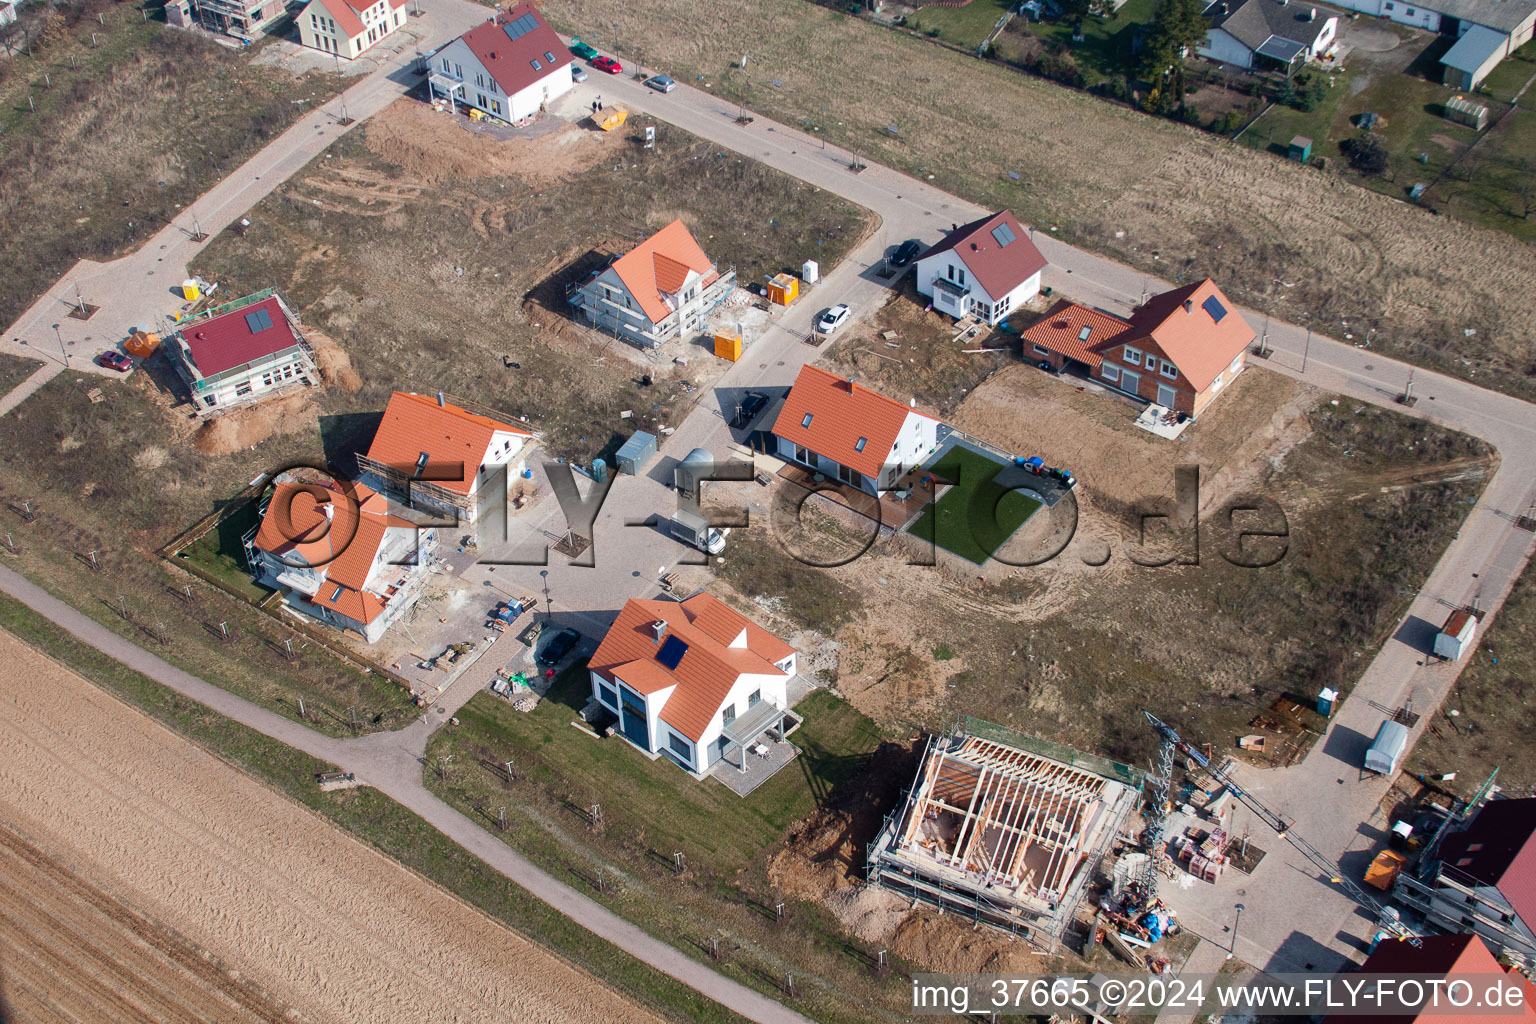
[425,3,574,123]
[588,594,801,777]
[1323,933,1536,1024]
[1021,278,1254,418]
[1395,798,1536,963]
[914,211,1048,326]
[245,478,438,644]
[168,291,318,417]
[356,391,534,524]
[297,0,407,60]
[568,218,737,349]
[770,365,940,496]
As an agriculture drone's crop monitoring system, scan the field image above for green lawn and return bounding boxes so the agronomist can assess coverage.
[1021,0,1158,82]
[906,445,1041,565]
[904,0,1013,51]
[178,499,273,604]
[435,662,884,873]
[1479,38,1536,102]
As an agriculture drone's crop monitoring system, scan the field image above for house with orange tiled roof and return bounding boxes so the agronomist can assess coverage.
[568,219,736,349]
[356,391,534,524]
[244,478,438,644]
[297,0,407,60]
[587,593,800,778]
[769,365,939,496]
[1020,279,1254,419]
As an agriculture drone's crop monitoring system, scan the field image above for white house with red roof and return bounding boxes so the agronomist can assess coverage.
[297,0,407,60]
[568,218,736,349]
[425,3,574,124]
[770,365,939,496]
[245,478,437,644]
[1020,278,1254,418]
[914,211,1048,326]
[168,291,318,417]
[588,593,800,777]
[356,391,534,524]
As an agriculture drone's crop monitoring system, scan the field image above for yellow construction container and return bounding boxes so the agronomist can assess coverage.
[181,279,201,302]
[1364,849,1406,891]
[765,272,798,306]
[124,329,160,358]
[713,331,743,361]
[596,107,629,131]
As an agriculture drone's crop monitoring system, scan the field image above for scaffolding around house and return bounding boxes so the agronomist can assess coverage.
[866,717,1142,949]
[190,0,286,37]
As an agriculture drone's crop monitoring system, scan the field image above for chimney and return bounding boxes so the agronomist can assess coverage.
[436,391,446,407]
[650,620,667,644]
[1183,299,1194,314]
[323,501,336,521]
[1309,6,1316,18]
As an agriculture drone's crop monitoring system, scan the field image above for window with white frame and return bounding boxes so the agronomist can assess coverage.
[1123,346,1142,365]
[1161,360,1178,380]
[1101,364,1120,383]
[1033,343,1050,355]
[722,704,736,726]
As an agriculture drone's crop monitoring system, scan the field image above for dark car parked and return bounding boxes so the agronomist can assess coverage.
[729,391,769,429]
[537,627,580,667]
[889,239,923,267]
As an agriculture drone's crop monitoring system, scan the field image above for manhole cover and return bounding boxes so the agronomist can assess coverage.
[435,706,446,714]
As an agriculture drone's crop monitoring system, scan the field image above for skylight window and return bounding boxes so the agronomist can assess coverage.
[244,307,273,333]
[330,584,344,602]
[1202,295,1228,322]
[530,59,541,70]
[801,412,813,428]
[990,222,1016,248]
[544,51,555,62]
[854,437,867,452]
[1077,325,1092,342]
[413,451,430,478]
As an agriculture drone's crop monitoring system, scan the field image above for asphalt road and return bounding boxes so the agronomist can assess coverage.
[1,1,1534,1014]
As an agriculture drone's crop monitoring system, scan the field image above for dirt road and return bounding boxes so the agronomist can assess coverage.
[0,632,662,1024]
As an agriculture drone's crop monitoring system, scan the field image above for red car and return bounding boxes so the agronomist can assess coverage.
[95,350,132,372]
[591,56,623,75]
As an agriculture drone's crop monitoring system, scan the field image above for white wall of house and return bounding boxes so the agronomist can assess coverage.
[774,410,937,495]
[1311,15,1339,55]
[429,37,572,122]
[179,341,317,416]
[914,250,1039,325]
[1326,0,1440,30]
[1198,28,1257,66]
[691,669,792,768]
[1425,880,1536,960]
[298,0,403,59]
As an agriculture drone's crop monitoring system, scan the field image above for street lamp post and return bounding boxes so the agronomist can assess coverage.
[540,569,551,621]
[52,323,66,367]
[1302,326,1313,375]
[1228,903,1246,960]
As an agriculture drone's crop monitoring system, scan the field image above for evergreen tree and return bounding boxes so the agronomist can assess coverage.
[1140,0,1210,109]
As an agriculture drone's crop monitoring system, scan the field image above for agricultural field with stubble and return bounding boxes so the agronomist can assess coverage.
[0,0,339,326]
[539,0,1536,397]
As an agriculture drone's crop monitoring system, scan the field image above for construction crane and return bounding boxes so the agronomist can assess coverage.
[1143,711,1421,947]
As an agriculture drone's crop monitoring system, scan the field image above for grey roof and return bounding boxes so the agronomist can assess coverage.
[1442,22,1511,69]
[1208,0,1332,54]
[1429,0,1536,34]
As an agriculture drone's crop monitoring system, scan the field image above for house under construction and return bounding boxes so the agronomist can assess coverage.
[188,0,290,39]
[867,718,1142,947]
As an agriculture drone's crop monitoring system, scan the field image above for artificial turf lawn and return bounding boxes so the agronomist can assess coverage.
[907,446,1041,564]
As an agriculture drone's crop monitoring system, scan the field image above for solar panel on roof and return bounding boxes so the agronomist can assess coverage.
[244,307,273,333]
[1202,295,1228,323]
[502,11,538,41]
[656,634,688,671]
[990,222,1016,248]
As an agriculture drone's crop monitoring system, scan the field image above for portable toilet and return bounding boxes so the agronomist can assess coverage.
[1288,136,1313,163]
[713,331,743,361]
[802,259,820,285]
[765,272,799,306]
[1317,686,1338,718]
[1364,720,1409,776]
[674,446,713,501]
[181,279,201,302]
[592,458,608,484]
[615,430,657,476]
[1433,609,1476,660]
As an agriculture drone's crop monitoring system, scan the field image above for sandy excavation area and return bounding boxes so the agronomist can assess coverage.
[0,631,663,1024]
